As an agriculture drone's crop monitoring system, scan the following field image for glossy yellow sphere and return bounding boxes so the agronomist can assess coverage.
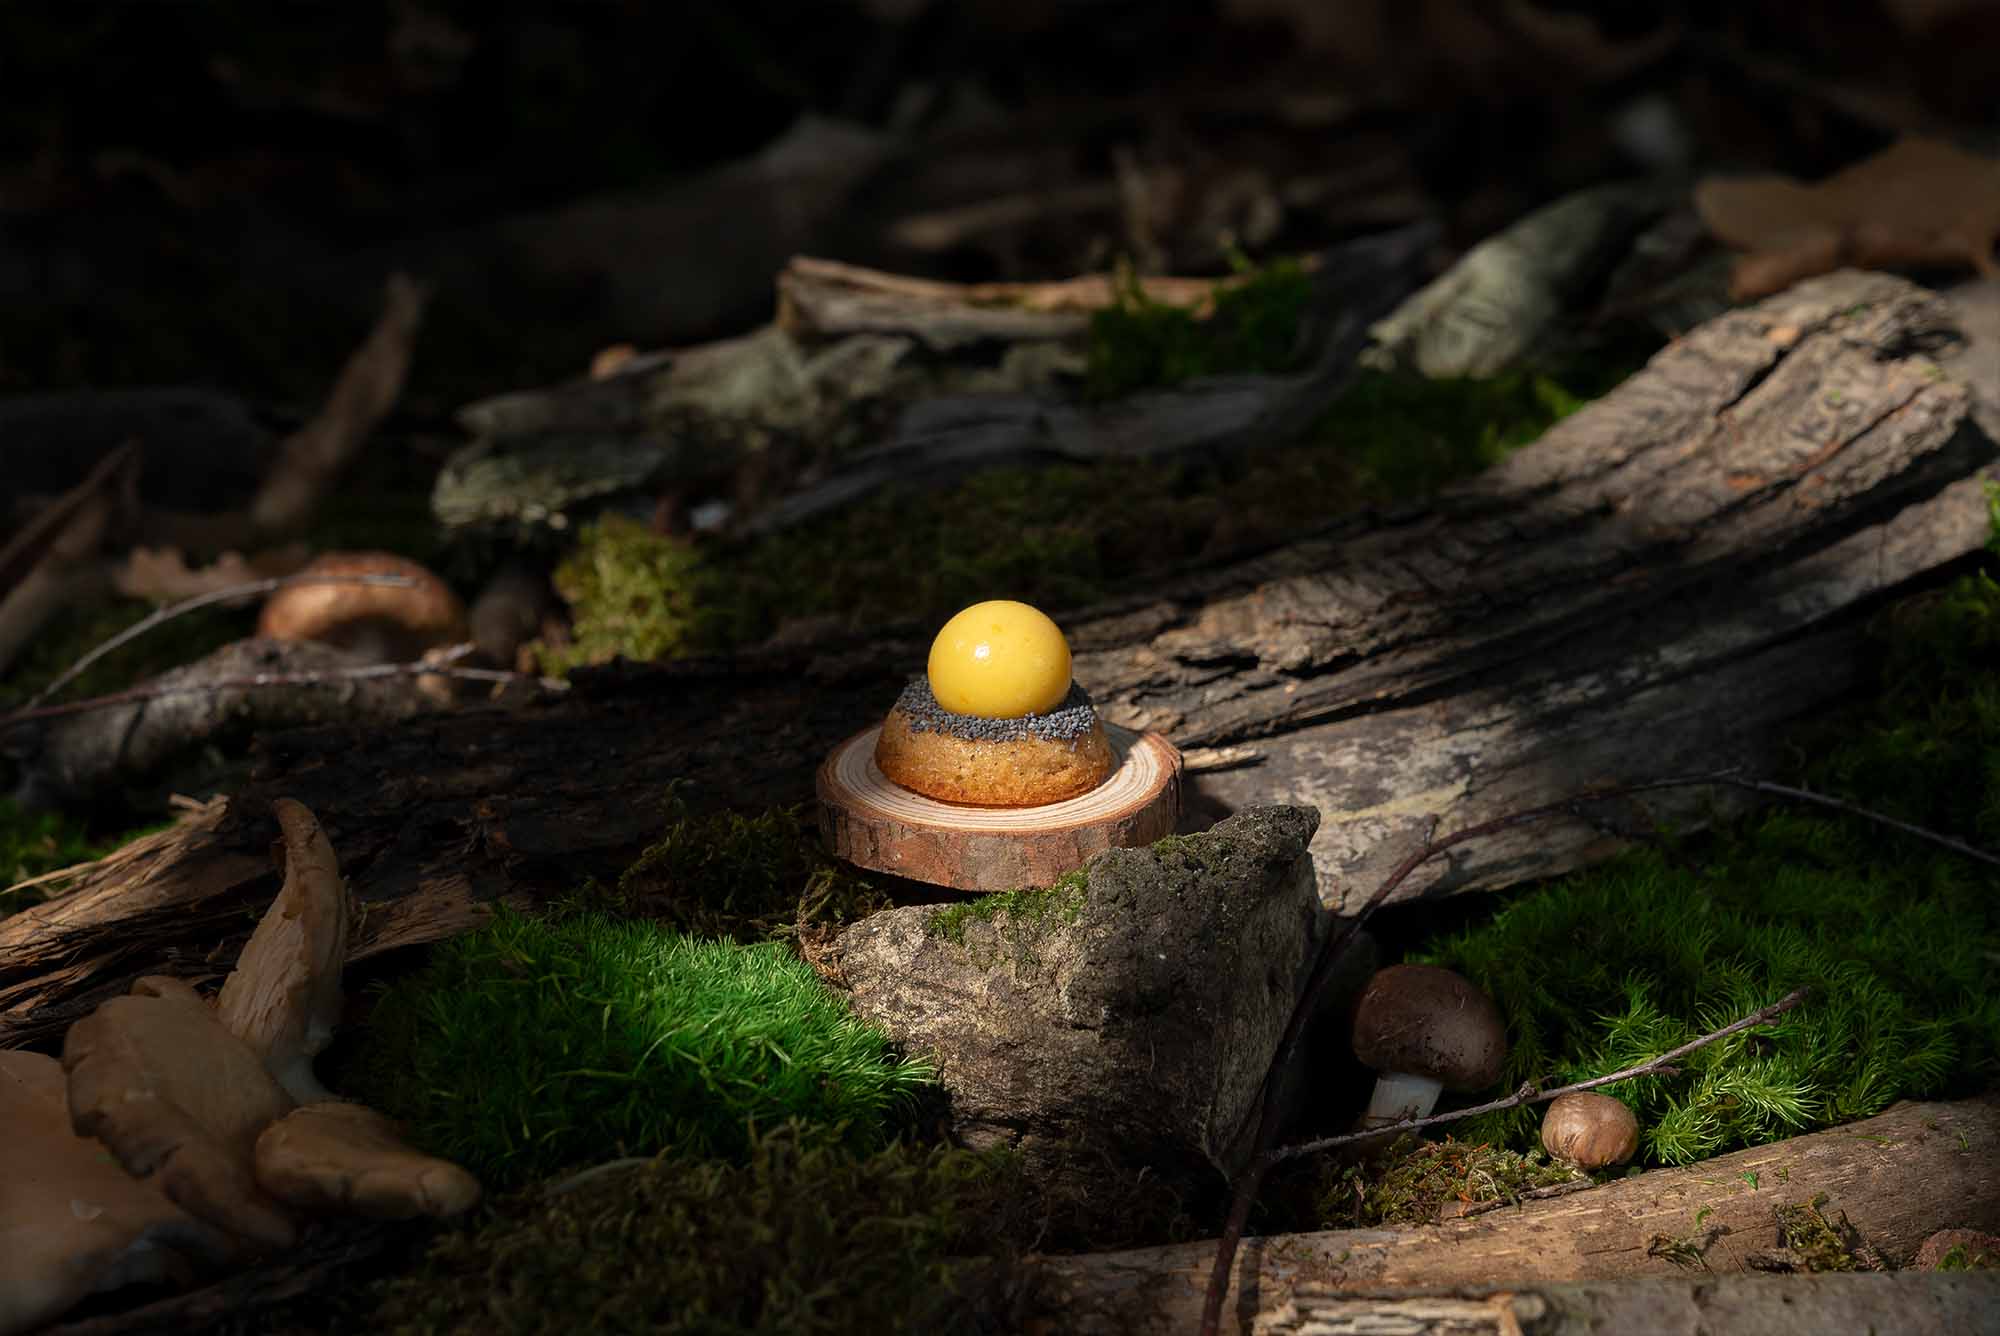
[926,600,1073,718]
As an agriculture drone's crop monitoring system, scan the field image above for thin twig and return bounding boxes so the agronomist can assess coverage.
[1714,774,2000,869]
[1269,987,1809,1161]
[23,572,418,711]
[3,660,567,726]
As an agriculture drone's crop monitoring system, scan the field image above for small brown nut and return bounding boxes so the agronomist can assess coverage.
[1540,1091,1641,1170]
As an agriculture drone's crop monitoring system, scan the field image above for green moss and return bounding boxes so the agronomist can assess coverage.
[1308,1136,1578,1229]
[1084,257,1313,400]
[536,360,1623,670]
[340,906,938,1194]
[1772,1194,1872,1272]
[359,1123,1053,1336]
[925,869,1089,947]
[614,794,892,946]
[1936,1242,1999,1272]
[1413,569,2000,1166]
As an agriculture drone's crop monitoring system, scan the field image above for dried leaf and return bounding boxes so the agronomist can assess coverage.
[1697,138,2000,300]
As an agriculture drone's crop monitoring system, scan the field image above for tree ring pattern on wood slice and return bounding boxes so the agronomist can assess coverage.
[817,723,1183,890]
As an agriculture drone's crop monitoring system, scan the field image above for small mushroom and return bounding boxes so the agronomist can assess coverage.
[62,975,299,1250]
[1350,964,1508,1131]
[0,1050,243,1336]
[1540,1091,1641,1170]
[256,1100,481,1218]
[217,797,350,1105]
[257,551,467,663]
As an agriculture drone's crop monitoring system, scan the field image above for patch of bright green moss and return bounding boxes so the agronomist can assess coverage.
[341,906,938,1193]
[925,868,1090,947]
[537,360,1624,668]
[358,1123,1051,1336]
[1084,258,1313,400]
[614,794,892,946]
[1415,569,2000,1166]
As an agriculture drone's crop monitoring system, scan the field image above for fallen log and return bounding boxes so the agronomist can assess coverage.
[1034,1094,2000,1335]
[1249,1274,2000,1336]
[2,270,1994,1047]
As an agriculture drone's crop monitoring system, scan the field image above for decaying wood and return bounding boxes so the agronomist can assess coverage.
[1034,1094,2000,1335]
[2,271,1994,1047]
[1249,1274,2000,1336]
[816,724,1183,890]
[749,223,1436,535]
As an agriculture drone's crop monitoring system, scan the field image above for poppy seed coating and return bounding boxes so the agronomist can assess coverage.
[892,675,1098,742]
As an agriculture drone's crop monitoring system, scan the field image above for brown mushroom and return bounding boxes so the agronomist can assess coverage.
[256,1100,481,1218]
[1539,1091,1641,1170]
[217,797,350,1104]
[0,1050,243,1336]
[1350,964,1508,1130]
[257,551,467,662]
[62,975,299,1250]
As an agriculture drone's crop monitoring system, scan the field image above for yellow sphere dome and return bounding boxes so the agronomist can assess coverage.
[926,600,1073,718]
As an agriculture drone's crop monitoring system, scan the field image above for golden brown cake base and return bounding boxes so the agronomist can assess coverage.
[875,706,1113,806]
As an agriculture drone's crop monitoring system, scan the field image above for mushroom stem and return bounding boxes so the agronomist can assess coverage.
[1359,1072,1445,1129]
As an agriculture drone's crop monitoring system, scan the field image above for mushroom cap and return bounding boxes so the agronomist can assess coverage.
[1540,1091,1641,1170]
[1,1050,243,1336]
[63,976,299,1250]
[256,1100,481,1219]
[256,551,466,657]
[1350,964,1508,1091]
[217,797,350,1104]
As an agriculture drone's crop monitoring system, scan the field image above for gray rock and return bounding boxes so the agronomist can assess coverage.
[833,805,1331,1192]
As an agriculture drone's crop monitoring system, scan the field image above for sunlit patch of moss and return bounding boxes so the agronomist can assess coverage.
[1084,258,1314,400]
[1414,569,2000,1166]
[533,513,736,672]
[925,868,1090,947]
[338,905,938,1194]
[358,1124,1059,1336]
[1309,1136,1578,1229]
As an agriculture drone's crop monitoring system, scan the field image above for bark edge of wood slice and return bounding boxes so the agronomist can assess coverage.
[817,723,1183,890]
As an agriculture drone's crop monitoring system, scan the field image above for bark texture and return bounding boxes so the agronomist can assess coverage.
[1036,1094,2000,1335]
[1250,1274,2000,1336]
[2,271,1993,1047]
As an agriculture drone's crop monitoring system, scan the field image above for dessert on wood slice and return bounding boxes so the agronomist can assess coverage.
[819,600,1181,890]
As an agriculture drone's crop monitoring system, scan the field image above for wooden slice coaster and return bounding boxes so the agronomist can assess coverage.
[817,723,1183,891]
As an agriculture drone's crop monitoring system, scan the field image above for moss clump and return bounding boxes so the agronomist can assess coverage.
[536,514,741,672]
[361,1123,1053,1336]
[1415,569,2000,1166]
[614,795,892,946]
[925,868,1089,947]
[341,906,938,1193]
[1308,1136,1578,1229]
[1084,258,1313,400]
[1772,1194,1876,1272]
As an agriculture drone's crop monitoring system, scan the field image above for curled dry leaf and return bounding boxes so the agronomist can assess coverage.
[217,797,351,1104]
[0,1050,243,1336]
[257,550,467,661]
[112,544,311,603]
[61,975,299,1250]
[256,1100,482,1219]
[1696,137,2000,300]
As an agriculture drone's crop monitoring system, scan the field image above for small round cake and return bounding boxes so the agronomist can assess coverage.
[875,601,1114,806]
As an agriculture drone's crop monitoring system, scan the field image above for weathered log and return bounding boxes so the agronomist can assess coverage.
[1250,1274,2000,1336]
[2,270,1993,1047]
[1033,1094,2000,1335]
